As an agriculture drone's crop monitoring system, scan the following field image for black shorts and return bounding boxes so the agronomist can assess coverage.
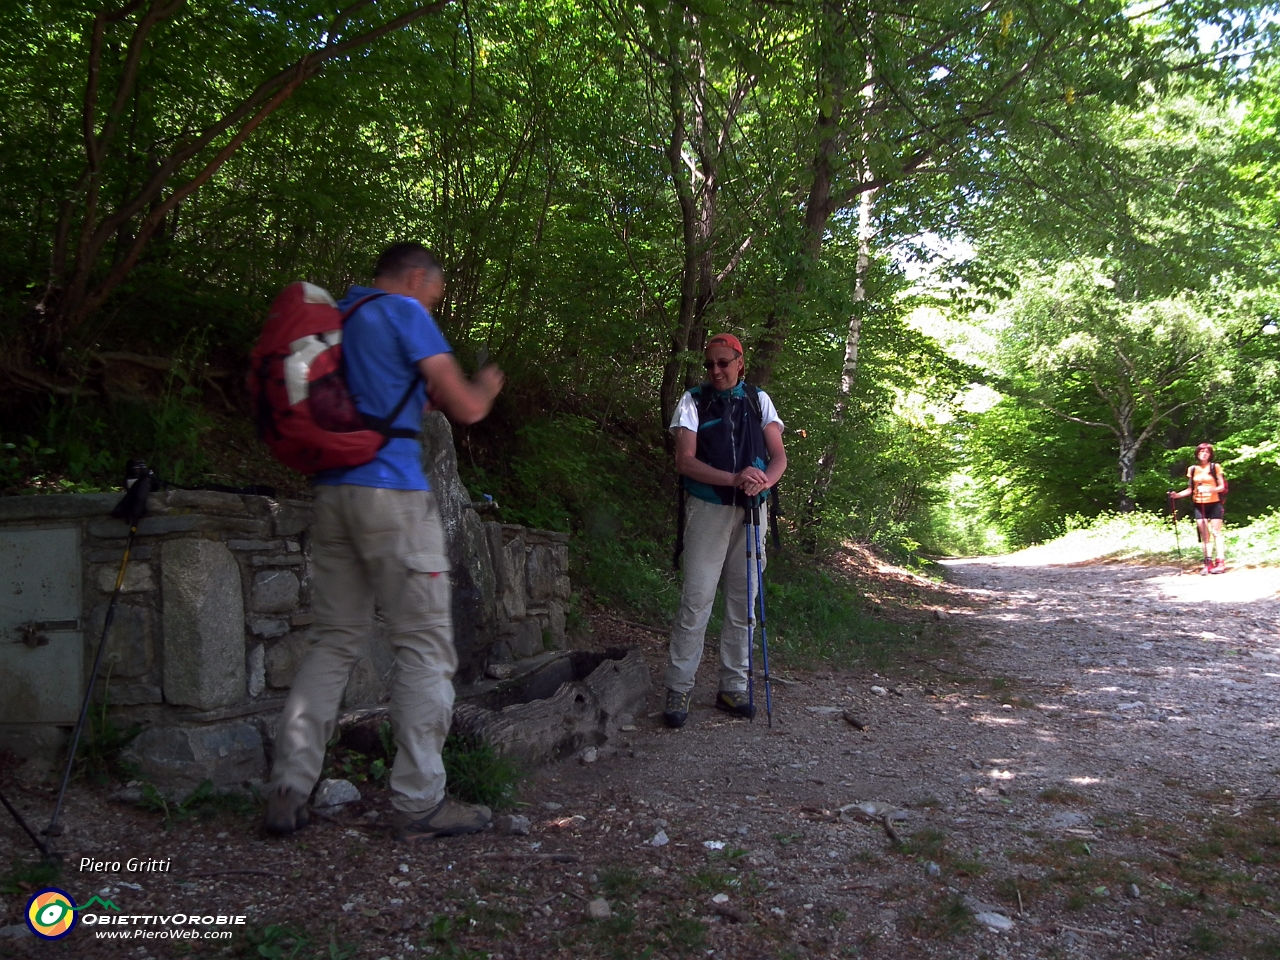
[1193,501,1224,521]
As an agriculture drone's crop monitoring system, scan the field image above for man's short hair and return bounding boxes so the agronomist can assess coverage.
[374,242,442,280]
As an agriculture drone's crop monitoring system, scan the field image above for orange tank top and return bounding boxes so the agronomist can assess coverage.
[1189,463,1222,504]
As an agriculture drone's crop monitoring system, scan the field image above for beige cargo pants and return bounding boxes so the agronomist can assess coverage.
[268,485,455,816]
[665,496,765,695]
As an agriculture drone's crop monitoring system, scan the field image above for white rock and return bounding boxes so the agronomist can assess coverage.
[975,911,1015,932]
[650,829,670,847]
[586,898,611,920]
[840,800,908,821]
[495,814,532,835]
[711,893,730,904]
[870,685,888,696]
[579,746,598,764]
[314,778,361,808]
[703,840,726,850]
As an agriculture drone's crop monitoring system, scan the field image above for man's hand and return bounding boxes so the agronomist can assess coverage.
[473,364,505,403]
[419,354,504,425]
[735,466,770,497]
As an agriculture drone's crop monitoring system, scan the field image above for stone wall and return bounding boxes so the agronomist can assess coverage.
[0,463,572,791]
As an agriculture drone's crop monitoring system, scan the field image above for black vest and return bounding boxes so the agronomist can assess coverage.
[683,382,769,506]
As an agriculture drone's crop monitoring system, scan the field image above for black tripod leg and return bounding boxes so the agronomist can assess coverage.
[0,788,50,859]
[45,526,135,842]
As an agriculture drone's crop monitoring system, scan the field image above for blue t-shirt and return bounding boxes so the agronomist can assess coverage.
[313,286,452,490]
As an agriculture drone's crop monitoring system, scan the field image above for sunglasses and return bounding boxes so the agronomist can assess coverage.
[704,358,738,370]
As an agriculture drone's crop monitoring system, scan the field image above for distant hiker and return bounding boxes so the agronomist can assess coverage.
[664,334,787,728]
[265,242,504,839]
[1170,442,1227,575]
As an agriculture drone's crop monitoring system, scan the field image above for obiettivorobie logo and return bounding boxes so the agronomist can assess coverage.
[25,889,121,940]
[26,887,246,942]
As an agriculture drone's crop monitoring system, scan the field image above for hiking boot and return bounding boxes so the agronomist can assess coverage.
[714,690,756,720]
[1201,560,1214,576]
[392,797,492,840]
[264,785,310,835]
[663,689,691,728]
[1211,558,1226,574]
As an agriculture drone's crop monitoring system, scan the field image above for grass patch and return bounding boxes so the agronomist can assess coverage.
[1,857,61,896]
[76,682,141,784]
[240,922,355,959]
[764,552,919,670]
[420,914,490,959]
[1031,508,1280,567]
[904,893,972,938]
[1187,923,1225,954]
[443,735,523,811]
[599,866,647,900]
[899,827,948,860]
[138,779,257,830]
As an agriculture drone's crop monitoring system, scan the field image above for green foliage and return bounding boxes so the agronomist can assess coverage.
[420,914,490,959]
[441,736,523,812]
[138,779,256,832]
[0,857,61,896]
[764,553,910,670]
[75,676,141,784]
[241,923,355,960]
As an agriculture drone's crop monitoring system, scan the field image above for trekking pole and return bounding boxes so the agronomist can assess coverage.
[743,501,756,721]
[45,461,153,845]
[1167,492,1182,575]
[751,501,773,727]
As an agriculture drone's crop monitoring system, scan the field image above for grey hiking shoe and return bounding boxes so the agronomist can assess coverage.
[663,689,691,728]
[264,785,310,835]
[714,690,756,720]
[392,797,492,840]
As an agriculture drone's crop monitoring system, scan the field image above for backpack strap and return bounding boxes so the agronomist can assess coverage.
[341,292,423,440]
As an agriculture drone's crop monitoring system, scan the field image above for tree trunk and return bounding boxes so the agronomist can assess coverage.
[800,170,874,548]
[1116,398,1137,511]
[798,51,875,549]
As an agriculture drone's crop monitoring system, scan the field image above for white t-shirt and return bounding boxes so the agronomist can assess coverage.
[669,386,784,433]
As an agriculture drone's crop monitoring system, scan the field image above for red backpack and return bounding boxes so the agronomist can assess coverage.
[249,282,420,474]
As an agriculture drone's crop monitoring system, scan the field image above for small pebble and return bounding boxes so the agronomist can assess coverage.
[650,829,669,847]
[925,861,941,877]
[586,898,611,920]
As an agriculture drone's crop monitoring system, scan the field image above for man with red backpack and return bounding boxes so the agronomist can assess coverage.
[264,242,503,839]
[1170,442,1228,575]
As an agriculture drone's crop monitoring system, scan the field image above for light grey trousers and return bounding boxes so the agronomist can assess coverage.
[268,485,455,816]
[665,495,766,695]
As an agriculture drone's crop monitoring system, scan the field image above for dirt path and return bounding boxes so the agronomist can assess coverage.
[3,555,1279,959]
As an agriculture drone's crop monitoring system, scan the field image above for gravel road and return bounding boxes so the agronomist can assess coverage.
[3,553,1278,959]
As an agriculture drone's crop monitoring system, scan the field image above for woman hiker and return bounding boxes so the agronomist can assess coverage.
[1171,442,1227,575]
[663,334,787,728]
